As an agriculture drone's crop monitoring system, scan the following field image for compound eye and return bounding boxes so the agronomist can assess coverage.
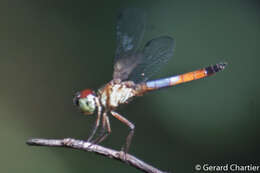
[85,100,90,106]
[73,92,80,106]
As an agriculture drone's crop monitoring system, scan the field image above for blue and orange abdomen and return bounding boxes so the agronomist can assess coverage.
[139,62,227,92]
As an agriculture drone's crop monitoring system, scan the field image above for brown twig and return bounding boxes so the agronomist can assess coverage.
[26,138,169,173]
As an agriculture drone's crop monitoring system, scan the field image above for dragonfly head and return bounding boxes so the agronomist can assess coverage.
[73,89,96,115]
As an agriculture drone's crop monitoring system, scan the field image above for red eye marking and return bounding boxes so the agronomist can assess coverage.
[80,89,93,98]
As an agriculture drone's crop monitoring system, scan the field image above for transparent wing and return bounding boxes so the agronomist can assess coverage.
[113,8,146,81]
[115,8,146,61]
[127,36,175,83]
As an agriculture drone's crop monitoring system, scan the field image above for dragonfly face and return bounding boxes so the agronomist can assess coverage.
[73,89,96,115]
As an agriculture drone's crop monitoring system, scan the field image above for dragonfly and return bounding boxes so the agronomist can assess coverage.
[73,8,227,153]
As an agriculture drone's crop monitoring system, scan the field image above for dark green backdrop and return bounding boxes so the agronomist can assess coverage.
[1,0,259,172]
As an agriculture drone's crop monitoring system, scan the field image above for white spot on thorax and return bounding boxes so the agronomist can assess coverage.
[100,84,134,108]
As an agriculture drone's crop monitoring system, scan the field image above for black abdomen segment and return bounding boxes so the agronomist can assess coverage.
[205,62,227,75]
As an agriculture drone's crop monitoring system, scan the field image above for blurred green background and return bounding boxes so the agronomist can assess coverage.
[0,0,259,172]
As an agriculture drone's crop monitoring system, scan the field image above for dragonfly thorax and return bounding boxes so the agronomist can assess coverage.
[73,89,97,115]
[100,81,136,109]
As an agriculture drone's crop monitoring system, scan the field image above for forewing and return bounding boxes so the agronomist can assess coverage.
[128,36,175,83]
[113,8,146,81]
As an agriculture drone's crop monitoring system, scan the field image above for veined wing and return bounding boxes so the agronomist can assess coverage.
[113,9,174,83]
[113,8,146,81]
[127,36,175,83]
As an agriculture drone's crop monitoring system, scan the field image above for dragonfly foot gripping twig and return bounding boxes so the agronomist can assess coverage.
[26,138,169,173]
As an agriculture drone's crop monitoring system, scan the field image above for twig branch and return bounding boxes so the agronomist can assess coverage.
[26,138,169,173]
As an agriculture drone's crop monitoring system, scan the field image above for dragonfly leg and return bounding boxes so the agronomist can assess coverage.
[110,110,135,154]
[91,112,111,145]
[87,103,102,142]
